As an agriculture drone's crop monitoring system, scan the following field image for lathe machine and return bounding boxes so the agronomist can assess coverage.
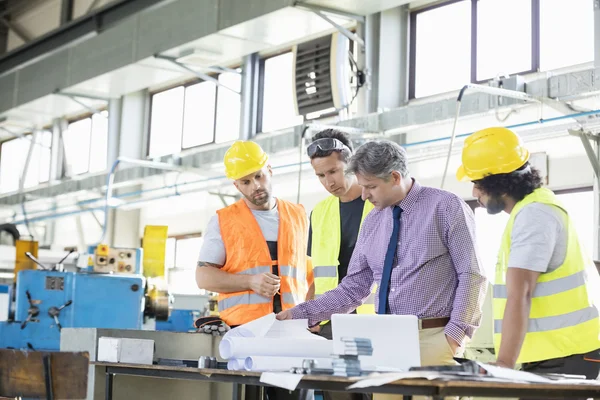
[0,241,170,351]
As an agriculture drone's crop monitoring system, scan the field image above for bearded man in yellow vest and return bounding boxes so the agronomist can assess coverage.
[457,127,600,381]
[196,140,314,400]
[307,130,374,400]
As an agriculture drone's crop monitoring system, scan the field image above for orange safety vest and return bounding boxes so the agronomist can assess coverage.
[216,198,313,326]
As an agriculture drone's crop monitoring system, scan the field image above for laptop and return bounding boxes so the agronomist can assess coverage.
[331,314,421,372]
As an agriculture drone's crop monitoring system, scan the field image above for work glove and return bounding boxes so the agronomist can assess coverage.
[194,316,230,336]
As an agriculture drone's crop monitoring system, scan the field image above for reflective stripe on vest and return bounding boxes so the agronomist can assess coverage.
[493,187,600,363]
[494,306,599,334]
[216,199,310,327]
[493,270,587,299]
[311,196,376,322]
[313,265,337,278]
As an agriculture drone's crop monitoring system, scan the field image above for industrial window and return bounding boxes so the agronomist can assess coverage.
[215,72,242,144]
[540,0,594,71]
[261,52,304,133]
[182,82,217,148]
[149,70,242,157]
[148,86,185,158]
[476,0,532,81]
[63,111,108,176]
[0,131,52,194]
[165,235,205,294]
[410,0,594,99]
[411,0,472,99]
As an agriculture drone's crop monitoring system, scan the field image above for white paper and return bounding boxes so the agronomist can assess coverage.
[477,362,552,383]
[220,313,328,363]
[220,337,333,360]
[347,371,447,389]
[260,372,304,391]
[245,356,332,372]
[225,314,276,339]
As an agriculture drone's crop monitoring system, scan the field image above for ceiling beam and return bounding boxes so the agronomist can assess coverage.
[0,0,171,77]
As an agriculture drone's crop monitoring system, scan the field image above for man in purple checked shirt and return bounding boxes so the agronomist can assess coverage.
[277,140,488,375]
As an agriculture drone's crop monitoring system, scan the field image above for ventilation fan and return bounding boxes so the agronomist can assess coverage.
[292,32,354,116]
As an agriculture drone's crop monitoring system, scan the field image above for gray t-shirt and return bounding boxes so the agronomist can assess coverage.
[508,202,567,273]
[198,202,279,266]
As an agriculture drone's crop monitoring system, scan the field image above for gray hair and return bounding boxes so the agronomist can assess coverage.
[347,140,409,180]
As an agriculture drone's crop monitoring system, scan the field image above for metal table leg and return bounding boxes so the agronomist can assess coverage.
[105,371,114,400]
[232,383,242,400]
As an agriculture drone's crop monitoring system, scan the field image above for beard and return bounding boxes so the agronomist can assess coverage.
[247,189,270,206]
[485,195,505,215]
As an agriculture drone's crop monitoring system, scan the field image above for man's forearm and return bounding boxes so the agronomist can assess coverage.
[196,262,250,293]
[446,272,488,345]
[497,296,530,367]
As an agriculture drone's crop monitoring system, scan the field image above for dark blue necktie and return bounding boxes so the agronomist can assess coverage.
[378,206,402,314]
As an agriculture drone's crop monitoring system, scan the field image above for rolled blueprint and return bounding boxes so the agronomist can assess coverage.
[244,356,332,372]
[227,358,246,371]
[220,337,333,360]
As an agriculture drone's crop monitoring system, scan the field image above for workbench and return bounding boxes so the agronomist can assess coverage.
[94,361,600,400]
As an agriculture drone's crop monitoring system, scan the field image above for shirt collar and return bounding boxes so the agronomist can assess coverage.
[394,178,422,214]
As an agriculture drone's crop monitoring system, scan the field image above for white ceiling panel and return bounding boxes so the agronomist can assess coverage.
[8,95,107,126]
[299,0,412,15]
[159,33,271,66]
[66,62,190,98]
[220,7,352,47]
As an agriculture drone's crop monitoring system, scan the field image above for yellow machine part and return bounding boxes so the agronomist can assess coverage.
[14,240,38,282]
[142,225,168,278]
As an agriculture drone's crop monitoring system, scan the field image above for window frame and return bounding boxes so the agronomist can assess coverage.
[62,109,109,177]
[147,67,242,157]
[0,129,53,193]
[409,0,542,99]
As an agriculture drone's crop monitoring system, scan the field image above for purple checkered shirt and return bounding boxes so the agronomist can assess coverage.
[291,179,488,345]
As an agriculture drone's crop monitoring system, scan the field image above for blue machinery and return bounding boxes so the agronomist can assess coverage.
[0,244,171,351]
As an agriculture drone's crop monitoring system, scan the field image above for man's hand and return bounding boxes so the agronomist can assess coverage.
[309,324,321,333]
[276,310,293,320]
[446,335,459,355]
[249,273,280,297]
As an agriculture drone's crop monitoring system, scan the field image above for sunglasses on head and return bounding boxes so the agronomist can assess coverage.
[306,138,350,158]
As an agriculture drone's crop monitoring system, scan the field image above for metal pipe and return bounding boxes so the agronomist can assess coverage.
[293,2,365,22]
[96,157,207,244]
[154,55,240,95]
[439,101,463,189]
[312,10,365,48]
[457,83,540,103]
[8,109,600,225]
[19,130,38,238]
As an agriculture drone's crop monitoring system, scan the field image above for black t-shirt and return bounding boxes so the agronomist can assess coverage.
[267,241,282,313]
[308,196,365,282]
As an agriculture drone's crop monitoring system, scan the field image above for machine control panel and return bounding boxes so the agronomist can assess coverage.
[45,276,64,291]
[87,245,142,275]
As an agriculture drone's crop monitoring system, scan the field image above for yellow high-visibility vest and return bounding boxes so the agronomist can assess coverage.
[311,196,376,324]
[494,187,600,364]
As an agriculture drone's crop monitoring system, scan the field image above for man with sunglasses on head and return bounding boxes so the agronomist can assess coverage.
[306,129,374,400]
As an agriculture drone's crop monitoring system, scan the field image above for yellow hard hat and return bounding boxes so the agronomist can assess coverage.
[456,127,530,182]
[223,140,269,180]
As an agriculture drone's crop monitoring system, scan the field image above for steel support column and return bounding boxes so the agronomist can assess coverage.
[60,0,74,25]
[240,53,260,140]
[594,0,600,260]
[355,19,369,116]
[107,90,147,247]
[569,129,600,260]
